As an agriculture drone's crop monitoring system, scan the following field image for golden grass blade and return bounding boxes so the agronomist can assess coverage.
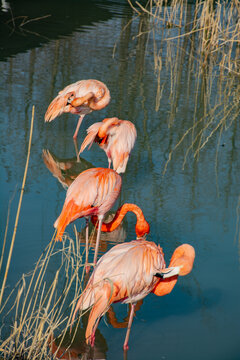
[0,105,35,309]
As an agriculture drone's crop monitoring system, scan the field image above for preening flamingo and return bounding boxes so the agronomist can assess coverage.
[71,241,195,350]
[45,80,110,139]
[80,117,137,173]
[54,167,121,265]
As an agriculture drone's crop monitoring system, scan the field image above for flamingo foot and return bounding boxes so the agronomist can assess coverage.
[73,130,79,140]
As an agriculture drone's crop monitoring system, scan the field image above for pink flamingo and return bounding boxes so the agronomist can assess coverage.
[71,240,195,350]
[79,117,137,173]
[45,80,110,139]
[54,167,121,265]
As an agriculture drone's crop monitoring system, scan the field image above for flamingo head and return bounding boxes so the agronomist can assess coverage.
[135,219,150,238]
[170,244,195,276]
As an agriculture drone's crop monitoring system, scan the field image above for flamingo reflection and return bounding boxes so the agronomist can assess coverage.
[49,301,143,360]
[49,314,107,360]
[42,149,94,189]
[78,213,127,257]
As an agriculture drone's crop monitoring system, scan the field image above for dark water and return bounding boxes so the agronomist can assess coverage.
[0,1,240,359]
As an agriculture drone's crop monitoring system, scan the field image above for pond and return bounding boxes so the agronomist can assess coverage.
[0,1,240,359]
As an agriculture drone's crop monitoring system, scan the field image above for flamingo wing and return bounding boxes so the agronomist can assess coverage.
[74,240,166,313]
[54,168,121,240]
[91,240,165,301]
[45,91,75,122]
[108,120,137,173]
[79,122,102,153]
[80,118,137,173]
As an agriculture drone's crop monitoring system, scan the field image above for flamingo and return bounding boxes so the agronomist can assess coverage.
[45,80,110,139]
[79,117,137,173]
[54,167,121,265]
[71,240,195,350]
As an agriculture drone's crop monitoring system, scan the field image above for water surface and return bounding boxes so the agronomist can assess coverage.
[0,1,240,359]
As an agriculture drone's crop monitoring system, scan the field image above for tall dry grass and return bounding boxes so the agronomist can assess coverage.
[0,107,88,359]
[0,235,88,360]
[127,0,240,173]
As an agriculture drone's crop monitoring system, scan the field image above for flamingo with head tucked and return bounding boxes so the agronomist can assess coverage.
[45,79,110,139]
[54,167,121,265]
[79,117,137,173]
[71,241,195,351]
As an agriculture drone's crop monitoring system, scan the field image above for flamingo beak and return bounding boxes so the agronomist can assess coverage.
[136,233,147,240]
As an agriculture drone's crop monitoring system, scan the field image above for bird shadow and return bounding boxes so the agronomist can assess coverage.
[48,313,108,360]
[42,148,95,189]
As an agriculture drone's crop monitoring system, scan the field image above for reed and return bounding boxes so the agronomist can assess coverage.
[0,107,90,359]
[126,0,240,173]
[0,106,35,309]
[0,236,88,359]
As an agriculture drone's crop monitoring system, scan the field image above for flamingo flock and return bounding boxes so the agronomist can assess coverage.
[45,79,195,352]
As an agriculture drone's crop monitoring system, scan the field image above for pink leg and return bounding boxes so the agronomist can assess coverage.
[73,138,80,162]
[85,217,90,274]
[90,317,101,347]
[123,303,135,351]
[73,115,84,139]
[93,216,103,265]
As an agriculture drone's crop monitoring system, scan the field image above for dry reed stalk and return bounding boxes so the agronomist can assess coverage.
[0,108,92,358]
[0,106,35,309]
[125,0,239,172]
[0,236,87,360]
[0,186,17,275]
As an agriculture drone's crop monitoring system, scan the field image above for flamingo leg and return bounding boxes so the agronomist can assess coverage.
[93,215,103,265]
[85,217,90,273]
[108,158,111,169]
[123,303,136,351]
[73,115,85,139]
[90,317,101,347]
[73,138,80,162]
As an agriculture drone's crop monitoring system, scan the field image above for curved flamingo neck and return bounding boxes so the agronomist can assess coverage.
[91,203,150,236]
[98,117,119,138]
[89,86,110,111]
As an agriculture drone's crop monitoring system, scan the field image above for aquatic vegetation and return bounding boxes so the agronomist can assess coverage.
[0,236,87,360]
[126,0,240,173]
[0,108,86,359]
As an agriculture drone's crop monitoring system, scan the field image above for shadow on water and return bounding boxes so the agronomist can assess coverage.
[0,0,131,60]
[49,300,145,360]
[49,314,108,360]
[42,148,95,189]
